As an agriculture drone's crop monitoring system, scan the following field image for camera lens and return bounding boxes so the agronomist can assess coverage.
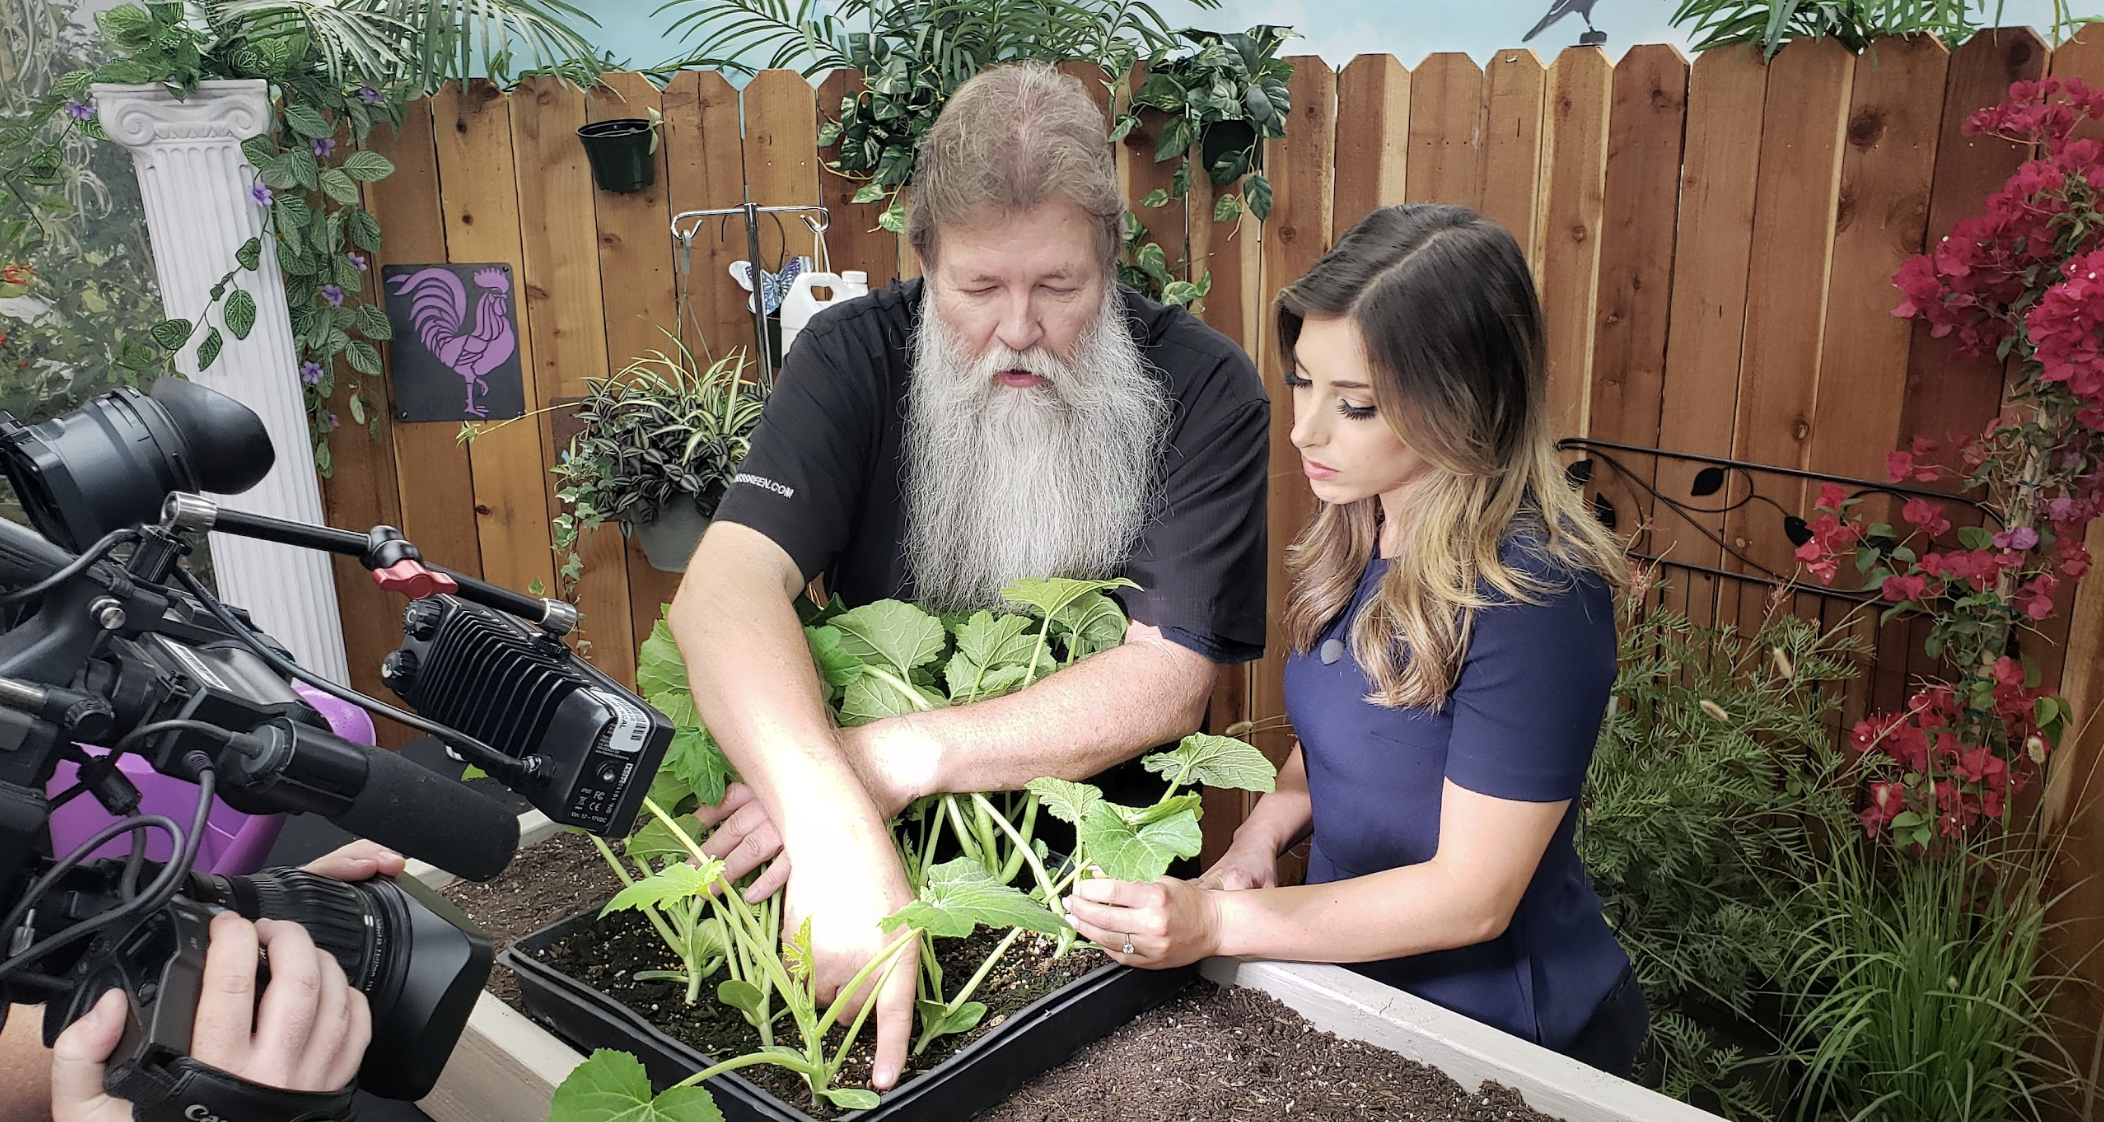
[0,378,273,550]
[187,868,492,1101]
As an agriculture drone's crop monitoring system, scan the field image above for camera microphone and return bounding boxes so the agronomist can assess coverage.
[217,722,520,882]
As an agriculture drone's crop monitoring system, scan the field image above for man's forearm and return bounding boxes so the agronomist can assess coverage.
[900,626,1216,794]
[668,531,885,848]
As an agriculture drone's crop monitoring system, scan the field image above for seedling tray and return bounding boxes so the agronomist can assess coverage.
[503,906,1197,1122]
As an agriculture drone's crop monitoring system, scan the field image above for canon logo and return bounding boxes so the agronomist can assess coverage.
[183,1103,230,1122]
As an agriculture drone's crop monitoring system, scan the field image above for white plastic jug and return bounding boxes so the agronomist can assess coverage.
[779,269,869,359]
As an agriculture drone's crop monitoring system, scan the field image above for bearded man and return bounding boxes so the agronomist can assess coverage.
[666,62,1268,1089]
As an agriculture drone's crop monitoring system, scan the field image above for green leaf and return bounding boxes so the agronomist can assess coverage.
[881,856,1066,938]
[602,860,719,915]
[839,674,944,726]
[1002,577,1138,624]
[878,201,906,233]
[461,764,489,781]
[549,1049,724,1122]
[1890,810,1925,830]
[1140,187,1170,208]
[636,618,688,700]
[1025,777,1103,826]
[830,599,947,676]
[850,183,886,204]
[346,207,383,252]
[354,303,394,340]
[1077,800,1202,883]
[1957,525,1994,551]
[716,979,766,1018]
[218,299,256,351]
[940,1001,988,1035]
[241,135,278,166]
[806,625,867,691]
[235,236,264,271]
[1143,733,1276,793]
[340,150,395,182]
[283,103,333,139]
[1160,280,1201,306]
[1213,192,1244,224]
[319,167,361,205]
[663,725,732,807]
[150,318,192,351]
[627,811,708,863]
[820,1089,881,1111]
[1050,591,1128,660]
[195,327,223,369]
[348,394,366,426]
[1245,173,1273,222]
[347,340,382,376]
[1154,115,1196,163]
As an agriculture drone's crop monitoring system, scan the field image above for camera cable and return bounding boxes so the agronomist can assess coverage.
[0,527,139,605]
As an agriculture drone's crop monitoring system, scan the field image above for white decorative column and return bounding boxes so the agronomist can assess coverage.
[95,79,351,684]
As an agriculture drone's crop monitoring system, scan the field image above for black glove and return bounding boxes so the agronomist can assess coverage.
[107,1051,355,1122]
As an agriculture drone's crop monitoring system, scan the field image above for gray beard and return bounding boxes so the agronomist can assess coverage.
[902,288,1168,613]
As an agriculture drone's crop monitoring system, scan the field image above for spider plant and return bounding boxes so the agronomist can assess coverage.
[1669,0,2101,59]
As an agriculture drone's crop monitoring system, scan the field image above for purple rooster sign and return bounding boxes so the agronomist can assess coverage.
[380,262,525,422]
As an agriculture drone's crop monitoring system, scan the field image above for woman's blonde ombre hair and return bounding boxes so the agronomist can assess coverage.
[1279,204,1628,708]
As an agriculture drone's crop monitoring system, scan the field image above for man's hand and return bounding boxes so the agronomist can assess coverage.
[49,914,370,1122]
[694,722,933,905]
[783,838,919,1091]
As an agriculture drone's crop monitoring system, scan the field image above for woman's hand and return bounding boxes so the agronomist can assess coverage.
[1063,876,1225,970]
[1194,836,1279,892]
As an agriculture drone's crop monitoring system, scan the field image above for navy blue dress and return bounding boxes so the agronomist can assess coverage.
[1282,541,1631,1056]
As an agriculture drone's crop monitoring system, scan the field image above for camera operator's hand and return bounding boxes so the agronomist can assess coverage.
[50,912,370,1122]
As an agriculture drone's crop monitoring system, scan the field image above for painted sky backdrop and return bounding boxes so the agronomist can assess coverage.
[577,0,2085,71]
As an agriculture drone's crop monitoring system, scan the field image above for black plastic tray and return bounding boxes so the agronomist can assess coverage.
[503,906,1197,1122]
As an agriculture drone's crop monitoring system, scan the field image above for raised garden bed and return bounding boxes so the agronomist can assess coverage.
[410,817,1726,1122]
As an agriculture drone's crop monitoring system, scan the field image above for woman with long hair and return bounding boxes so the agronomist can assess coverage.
[1064,204,1647,1073]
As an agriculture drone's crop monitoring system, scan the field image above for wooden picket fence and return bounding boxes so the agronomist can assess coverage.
[316,29,2104,1081]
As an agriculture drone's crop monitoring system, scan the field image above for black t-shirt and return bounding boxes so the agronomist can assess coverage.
[716,278,1269,664]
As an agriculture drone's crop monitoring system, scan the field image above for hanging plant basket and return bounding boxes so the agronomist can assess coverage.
[626,501,709,573]
[577,118,656,193]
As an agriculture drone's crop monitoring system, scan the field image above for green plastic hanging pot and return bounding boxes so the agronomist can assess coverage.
[577,118,655,193]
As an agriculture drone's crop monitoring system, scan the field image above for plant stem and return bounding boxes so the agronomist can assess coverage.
[972,793,1062,921]
[828,929,916,1072]
[668,1048,822,1092]
[914,925,1025,1057]
[815,926,919,1040]
[862,664,933,711]
[998,796,1039,884]
[588,833,685,961]
[944,795,984,864]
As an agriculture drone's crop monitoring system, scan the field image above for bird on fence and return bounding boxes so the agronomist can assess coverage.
[1523,0,1600,43]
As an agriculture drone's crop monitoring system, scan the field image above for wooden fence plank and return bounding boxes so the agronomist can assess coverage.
[430,80,555,599]
[1333,54,1410,237]
[1723,38,1854,637]
[1654,46,1771,629]
[511,75,635,687]
[1902,29,2048,452]
[1538,46,1613,441]
[587,72,684,646]
[1405,53,1485,208]
[1252,54,1337,773]
[364,97,482,586]
[663,70,754,366]
[1586,44,1688,556]
[815,69,900,287]
[1480,49,1547,264]
[741,70,823,287]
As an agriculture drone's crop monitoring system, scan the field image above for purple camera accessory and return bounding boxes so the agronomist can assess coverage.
[44,683,377,875]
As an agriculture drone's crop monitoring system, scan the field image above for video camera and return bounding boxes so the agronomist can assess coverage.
[0,378,672,1108]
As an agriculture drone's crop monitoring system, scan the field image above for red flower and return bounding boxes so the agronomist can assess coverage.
[1817,482,1848,512]
[2019,572,2061,620]
[1903,497,1952,537]
[1881,572,1930,603]
[1860,779,1908,838]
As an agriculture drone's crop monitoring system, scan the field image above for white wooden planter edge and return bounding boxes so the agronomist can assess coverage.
[409,816,1719,1122]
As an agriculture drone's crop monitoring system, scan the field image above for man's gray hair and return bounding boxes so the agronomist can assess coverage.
[906,62,1126,271]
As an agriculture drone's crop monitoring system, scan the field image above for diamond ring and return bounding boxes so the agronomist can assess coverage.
[1120,937,1134,955]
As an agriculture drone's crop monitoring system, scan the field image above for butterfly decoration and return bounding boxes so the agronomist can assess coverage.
[729,256,806,315]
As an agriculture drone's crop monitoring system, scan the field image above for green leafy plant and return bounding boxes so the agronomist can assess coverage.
[1668,0,2101,59]
[4,0,604,474]
[1115,24,1290,307]
[1578,586,1866,1119]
